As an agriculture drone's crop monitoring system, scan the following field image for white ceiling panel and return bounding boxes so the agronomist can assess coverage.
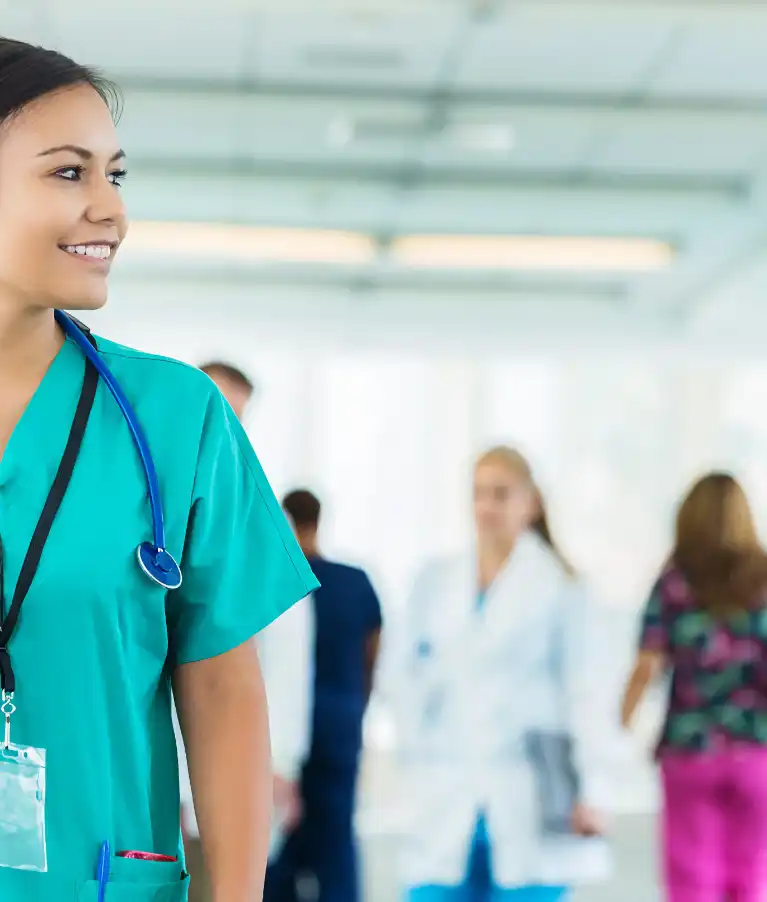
[46,0,250,79]
[453,6,680,92]
[593,111,767,176]
[395,184,738,236]
[117,89,429,165]
[650,10,767,99]
[0,0,764,333]
[238,95,424,164]
[250,8,461,87]
[693,247,767,330]
[121,173,241,224]
[124,173,397,232]
[0,0,50,44]
[118,91,239,160]
[423,108,599,170]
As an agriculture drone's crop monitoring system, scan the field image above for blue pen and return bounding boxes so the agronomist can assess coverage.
[96,840,110,902]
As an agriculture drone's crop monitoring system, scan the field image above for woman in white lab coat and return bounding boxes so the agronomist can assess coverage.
[396,446,612,902]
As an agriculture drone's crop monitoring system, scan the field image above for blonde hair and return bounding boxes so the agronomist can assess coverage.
[674,471,767,615]
[475,445,574,575]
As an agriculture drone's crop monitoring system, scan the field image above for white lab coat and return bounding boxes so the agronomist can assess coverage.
[175,594,314,857]
[394,531,614,889]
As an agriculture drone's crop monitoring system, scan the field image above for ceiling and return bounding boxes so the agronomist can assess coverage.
[4,0,767,349]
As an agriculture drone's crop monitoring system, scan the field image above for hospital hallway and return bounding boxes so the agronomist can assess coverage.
[11,2,767,899]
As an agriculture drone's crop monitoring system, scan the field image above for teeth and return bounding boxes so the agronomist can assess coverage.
[63,245,112,259]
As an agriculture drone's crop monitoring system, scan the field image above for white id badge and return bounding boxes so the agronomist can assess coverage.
[0,743,47,872]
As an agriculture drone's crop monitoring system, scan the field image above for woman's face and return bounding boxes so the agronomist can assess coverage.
[473,461,536,543]
[0,83,127,313]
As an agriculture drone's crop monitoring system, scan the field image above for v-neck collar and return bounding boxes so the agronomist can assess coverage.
[0,336,85,489]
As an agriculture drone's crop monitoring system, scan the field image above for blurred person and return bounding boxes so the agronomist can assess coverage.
[264,489,383,902]
[0,38,318,902]
[199,361,255,419]
[395,446,612,902]
[622,472,767,902]
[178,362,315,902]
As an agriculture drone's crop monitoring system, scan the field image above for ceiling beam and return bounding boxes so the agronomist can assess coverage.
[112,263,627,297]
[116,75,767,116]
[126,155,746,197]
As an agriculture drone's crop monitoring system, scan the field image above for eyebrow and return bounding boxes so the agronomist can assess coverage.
[37,145,126,163]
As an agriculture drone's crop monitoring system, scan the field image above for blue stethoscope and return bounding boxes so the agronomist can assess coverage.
[54,310,183,591]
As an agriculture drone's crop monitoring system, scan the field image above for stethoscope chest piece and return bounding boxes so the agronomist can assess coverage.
[137,543,183,590]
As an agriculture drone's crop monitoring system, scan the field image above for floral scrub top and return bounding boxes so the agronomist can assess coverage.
[640,564,767,756]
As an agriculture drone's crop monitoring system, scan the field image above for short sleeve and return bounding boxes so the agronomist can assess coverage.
[168,392,319,666]
[361,572,383,633]
[638,578,669,654]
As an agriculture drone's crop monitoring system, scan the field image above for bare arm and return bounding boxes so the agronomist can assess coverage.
[364,628,381,705]
[260,598,314,830]
[174,641,271,902]
[621,650,664,728]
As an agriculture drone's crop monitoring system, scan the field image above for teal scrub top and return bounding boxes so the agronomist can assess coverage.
[0,332,319,902]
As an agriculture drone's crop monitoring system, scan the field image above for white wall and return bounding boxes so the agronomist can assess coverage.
[89,293,767,617]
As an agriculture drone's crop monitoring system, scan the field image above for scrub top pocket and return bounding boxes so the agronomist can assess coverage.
[77,873,189,902]
[78,856,188,902]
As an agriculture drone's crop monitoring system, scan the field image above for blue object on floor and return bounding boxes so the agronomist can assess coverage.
[406,814,569,902]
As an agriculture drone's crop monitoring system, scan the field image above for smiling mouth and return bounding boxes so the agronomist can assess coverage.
[60,243,116,262]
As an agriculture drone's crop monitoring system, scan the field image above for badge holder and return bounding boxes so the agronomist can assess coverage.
[0,693,48,872]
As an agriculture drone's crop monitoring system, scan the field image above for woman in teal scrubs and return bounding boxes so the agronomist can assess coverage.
[0,39,318,902]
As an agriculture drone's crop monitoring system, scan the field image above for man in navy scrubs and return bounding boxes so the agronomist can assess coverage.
[264,489,383,902]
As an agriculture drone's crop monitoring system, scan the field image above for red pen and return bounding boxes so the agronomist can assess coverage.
[116,851,178,863]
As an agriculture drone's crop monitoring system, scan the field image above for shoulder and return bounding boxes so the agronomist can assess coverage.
[654,563,692,607]
[90,333,245,467]
[87,334,266,518]
[93,334,221,412]
[525,531,577,592]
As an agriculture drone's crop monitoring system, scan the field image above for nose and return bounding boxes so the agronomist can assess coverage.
[85,173,127,231]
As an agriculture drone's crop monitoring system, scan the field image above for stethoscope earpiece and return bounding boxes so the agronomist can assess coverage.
[137,543,183,590]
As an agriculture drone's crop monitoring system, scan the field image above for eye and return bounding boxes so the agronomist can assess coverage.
[55,165,84,181]
[53,165,127,187]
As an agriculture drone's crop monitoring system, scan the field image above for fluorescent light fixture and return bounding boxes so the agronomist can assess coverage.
[451,123,515,153]
[389,234,674,272]
[121,223,673,273]
[123,222,376,265]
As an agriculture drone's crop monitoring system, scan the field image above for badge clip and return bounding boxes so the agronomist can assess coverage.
[2,690,16,749]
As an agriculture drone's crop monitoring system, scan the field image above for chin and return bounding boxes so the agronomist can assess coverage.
[60,294,109,312]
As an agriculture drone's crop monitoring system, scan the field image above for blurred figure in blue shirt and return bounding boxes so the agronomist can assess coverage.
[265,489,383,902]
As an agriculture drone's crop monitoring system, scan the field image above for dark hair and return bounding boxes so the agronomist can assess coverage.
[283,489,321,530]
[673,471,767,616]
[0,38,121,123]
[200,362,254,395]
